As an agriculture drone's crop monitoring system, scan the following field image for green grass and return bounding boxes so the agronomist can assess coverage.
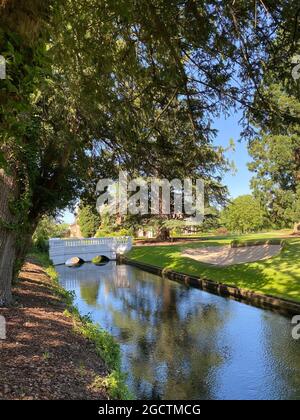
[171,229,291,239]
[127,232,300,303]
[230,238,285,248]
[64,308,132,400]
[29,250,75,304]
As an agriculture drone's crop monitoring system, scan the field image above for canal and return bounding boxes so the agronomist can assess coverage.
[56,262,300,400]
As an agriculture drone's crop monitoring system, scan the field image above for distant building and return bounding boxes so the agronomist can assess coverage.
[68,222,83,238]
[66,210,82,238]
[136,228,155,238]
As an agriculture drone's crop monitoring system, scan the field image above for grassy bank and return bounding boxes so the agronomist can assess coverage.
[29,251,132,400]
[127,233,300,303]
[170,229,291,240]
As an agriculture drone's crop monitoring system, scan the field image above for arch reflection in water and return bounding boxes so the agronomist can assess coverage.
[57,263,300,400]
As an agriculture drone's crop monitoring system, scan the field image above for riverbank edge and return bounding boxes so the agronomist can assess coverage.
[30,252,132,400]
[119,255,300,316]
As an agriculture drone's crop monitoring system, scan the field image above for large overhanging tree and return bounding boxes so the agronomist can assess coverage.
[249,85,300,228]
[0,0,299,305]
[248,17,300,229]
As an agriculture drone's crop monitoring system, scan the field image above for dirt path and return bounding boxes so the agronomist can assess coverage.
[182,244,282,266]
[0,260,109,400]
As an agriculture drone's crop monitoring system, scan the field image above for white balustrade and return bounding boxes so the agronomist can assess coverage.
[49,237,133,265]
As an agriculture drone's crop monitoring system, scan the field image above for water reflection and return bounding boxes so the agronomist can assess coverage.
[57,263,300,400]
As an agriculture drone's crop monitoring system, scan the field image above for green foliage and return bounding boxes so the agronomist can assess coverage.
[249,84,300,228]
[249,65,300,227]
[78,204,100,238]
[215,227,229,236]
[230,238,284,248]
[201,210,222,232]
[117,228,134,236]
[68,312,132,399]
[95,210,134,237]
[1,0,299,301]
[94,210,113,237]
[76,321,121,371]
[221,195,266,234]
[94,229,110,238]
[91,372,132,401]
[30,250,76,305]
[92,255,109,265]
[32,216,68,251]
[95,228,134,238]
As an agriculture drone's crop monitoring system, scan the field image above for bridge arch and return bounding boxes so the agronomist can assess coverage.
[49,237,132,266]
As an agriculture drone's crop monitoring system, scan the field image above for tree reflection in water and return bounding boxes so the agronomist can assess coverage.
[57,263,300,400]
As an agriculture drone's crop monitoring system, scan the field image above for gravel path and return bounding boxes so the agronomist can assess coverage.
[0,260,109,400]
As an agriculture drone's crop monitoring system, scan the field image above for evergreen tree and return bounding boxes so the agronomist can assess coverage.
[78,205,101,238]
[249,85,300,229]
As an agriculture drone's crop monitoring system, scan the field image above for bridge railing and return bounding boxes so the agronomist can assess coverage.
[49,236,133,263]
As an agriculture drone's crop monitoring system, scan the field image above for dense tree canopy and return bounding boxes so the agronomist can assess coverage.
[249,77,300,229]
[246,2,300,229]
[78,204,101,238]
[32,216,69,251]
[221,195,266,234]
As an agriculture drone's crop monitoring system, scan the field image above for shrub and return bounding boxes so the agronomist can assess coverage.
[92,255,109,265]
[117,228,134,236]
[216,227,229,235]
[230,238,285,248]
[32,216,68,251]
[95,228,133,238]
[78,204,101,238]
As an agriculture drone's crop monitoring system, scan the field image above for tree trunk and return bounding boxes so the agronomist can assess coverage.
[156,226,171,241]
[0,170,38,305]
[0,230,17,306]
[13,229,37,283]
[0,170,18,306]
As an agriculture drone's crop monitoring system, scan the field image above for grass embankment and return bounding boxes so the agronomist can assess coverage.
[127,232,300,303]
[24,251,131,400]
[171,229,292,240]
[230,238,284,248]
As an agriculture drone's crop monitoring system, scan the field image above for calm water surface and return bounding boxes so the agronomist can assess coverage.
[57,262,300,400]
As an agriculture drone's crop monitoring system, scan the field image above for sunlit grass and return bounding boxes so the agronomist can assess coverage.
[171,229,291,240]
[127,232,300,303]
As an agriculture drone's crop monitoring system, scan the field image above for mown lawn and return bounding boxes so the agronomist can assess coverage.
[127,232,300,303]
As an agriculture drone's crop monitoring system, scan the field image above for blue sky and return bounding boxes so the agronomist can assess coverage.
[62,111,252,224]
[214,110,252,199]
[63,210,75,224]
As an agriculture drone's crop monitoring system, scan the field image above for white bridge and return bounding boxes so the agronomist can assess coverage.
[49,237,133,265]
